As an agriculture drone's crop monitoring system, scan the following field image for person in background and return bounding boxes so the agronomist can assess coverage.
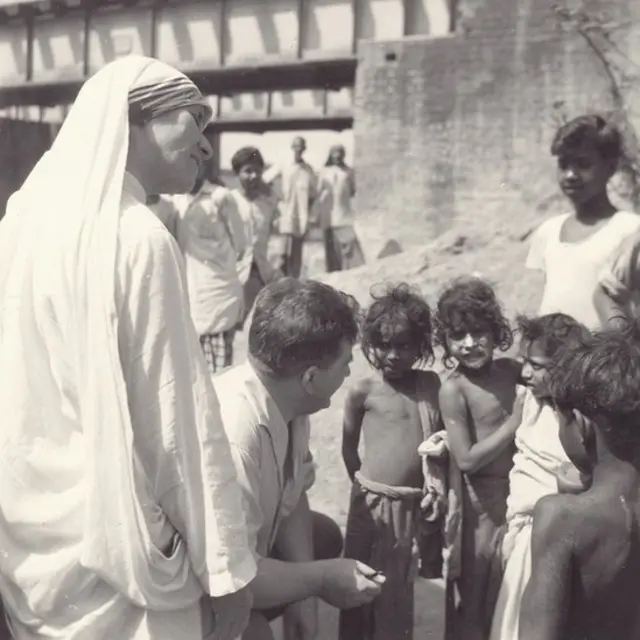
[525,114,640,329]
[214,279,386,640]
[316,144,365,273]
[176,166,246,375]
[263,136,317,278]
[435,277,523,640]
[0,55,256,640]
[340,283,442,640]
[229,146,283,326]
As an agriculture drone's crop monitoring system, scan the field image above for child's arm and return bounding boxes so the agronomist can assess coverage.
[416,370,444,439]
[439,379,524,474]
[341,379,370,482]
[594,230,640,328]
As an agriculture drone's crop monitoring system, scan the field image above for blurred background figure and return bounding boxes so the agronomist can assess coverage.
[263,135,317,278]
[316,143,365,273]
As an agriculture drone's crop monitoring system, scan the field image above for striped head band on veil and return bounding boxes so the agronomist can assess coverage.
[128,63,212,125]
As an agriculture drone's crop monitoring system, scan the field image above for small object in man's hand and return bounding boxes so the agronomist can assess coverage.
[370,571,386,585]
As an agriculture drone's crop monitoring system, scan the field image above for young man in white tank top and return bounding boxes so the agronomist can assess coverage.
[526,115,640,330]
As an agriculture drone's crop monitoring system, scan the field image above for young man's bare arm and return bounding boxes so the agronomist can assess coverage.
[519,496,574,640]
[439,378,522,474]
[594,283,629,329]
[595,230,640,328]
[342,379,370,481]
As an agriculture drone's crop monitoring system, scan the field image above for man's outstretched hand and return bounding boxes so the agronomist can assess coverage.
[318,559,385,609]
[211,583,254,640]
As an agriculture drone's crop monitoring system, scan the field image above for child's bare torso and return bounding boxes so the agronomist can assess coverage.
[566,485,640,640]
[359,370,439,488]
[453,358,519,478]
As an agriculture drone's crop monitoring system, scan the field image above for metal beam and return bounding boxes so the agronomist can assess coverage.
[24,6,34,81]
[351,0,359,54]
[218,0,227,66]
[402,0,411,36]
[82,3,91,76]
[449,0,457,32]
[0,0,41,7]
[0,57,357,107]
[206,115,352,134]
[296,0,304,59]
[149,0,158,58]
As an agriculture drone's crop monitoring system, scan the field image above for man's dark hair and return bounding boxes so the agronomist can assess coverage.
[516,313,589,360]
[549,320,640,454]
[249,278,360,377]
[550,114,622,163]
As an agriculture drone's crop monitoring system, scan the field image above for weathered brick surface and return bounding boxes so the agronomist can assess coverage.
[353,0,640,256]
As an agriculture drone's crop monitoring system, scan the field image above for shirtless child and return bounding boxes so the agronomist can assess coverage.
[340,283,442,640]
[520,321,640,640]
[435,277,523,640]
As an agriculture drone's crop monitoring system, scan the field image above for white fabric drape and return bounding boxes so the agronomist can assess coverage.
[0,55,254,637]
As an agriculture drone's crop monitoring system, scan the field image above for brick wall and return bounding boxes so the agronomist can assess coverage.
[353,0,640,256]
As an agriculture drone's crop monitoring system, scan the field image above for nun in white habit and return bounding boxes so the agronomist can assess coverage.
[0,56,256,639]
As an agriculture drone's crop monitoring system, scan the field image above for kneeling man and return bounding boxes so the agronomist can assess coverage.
[214,278,385,639]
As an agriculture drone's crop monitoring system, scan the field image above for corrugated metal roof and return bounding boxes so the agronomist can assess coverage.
[0,0,43,7]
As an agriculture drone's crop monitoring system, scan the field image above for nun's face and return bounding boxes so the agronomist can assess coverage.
[142,107,212,194]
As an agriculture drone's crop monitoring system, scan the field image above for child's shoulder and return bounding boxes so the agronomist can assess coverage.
[439,368,466,397]
[347,375,376,400]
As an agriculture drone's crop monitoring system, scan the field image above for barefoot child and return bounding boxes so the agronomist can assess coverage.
[526,115,640,329]
[489,313,590,640]
[434,277,522,640]
[340,283,442,640]
[520,321,640,640]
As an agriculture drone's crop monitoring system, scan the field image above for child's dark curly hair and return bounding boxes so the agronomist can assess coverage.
[361,282,434,370]
[549,320,640,455]
[516,313,589,360]
[433,277,513,368]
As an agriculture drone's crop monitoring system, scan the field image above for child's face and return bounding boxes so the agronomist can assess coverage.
[446,329,494,370]
[373,323,421,378]
[520,339,553,398]
[556,143,615,205]
[238,162,263,194]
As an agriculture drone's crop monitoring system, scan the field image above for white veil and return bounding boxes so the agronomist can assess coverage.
[0,56,208,609]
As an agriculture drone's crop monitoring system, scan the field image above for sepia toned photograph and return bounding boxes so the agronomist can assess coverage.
[0,0,639,638]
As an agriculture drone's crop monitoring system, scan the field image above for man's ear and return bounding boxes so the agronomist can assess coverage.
[300,366,318,394]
